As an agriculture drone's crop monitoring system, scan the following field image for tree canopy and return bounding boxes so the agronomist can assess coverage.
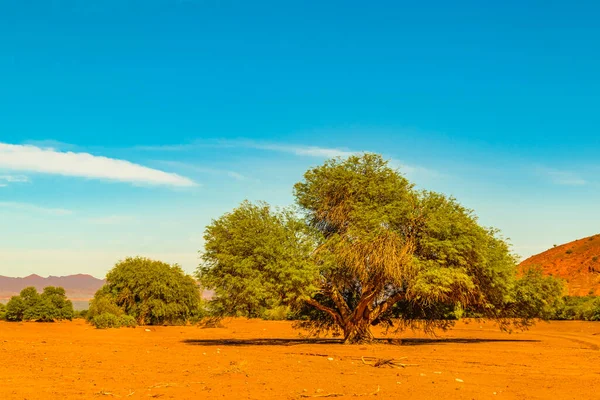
[198,201,317,318]
[4,286,74,322]
[93,256,201,325]
[199,154,563,343]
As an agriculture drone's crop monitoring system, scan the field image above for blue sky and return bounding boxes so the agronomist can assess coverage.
[1,0,599,278]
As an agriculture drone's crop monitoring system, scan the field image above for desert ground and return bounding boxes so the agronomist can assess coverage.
[1,319,599,400]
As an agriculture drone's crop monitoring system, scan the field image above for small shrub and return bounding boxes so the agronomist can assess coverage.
[119,315,137,328]
[566,249,573,255]
[92,312,122,329]
[87,294,124,321]
[263,305,293,320]
[592,256,598,263]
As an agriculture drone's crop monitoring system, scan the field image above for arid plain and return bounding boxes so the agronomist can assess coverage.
[1,319,599,400]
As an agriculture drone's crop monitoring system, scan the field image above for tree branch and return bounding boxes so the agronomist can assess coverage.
[304,298,344,327]
[328,285,351,321]
[372,292,405,321]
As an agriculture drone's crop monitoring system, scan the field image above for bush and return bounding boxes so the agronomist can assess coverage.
[0,303,6,321]
[91,313,122,329]
[87,294,123,322]
[263,305,293,320]
[119,315,137,327]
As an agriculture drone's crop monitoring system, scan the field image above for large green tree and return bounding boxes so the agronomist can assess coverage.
[200,154,563,343]
[95,257,201,325]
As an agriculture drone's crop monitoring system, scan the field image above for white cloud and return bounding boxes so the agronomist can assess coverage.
[535,166,587,186]
[0,175,30,187]
[23,139,76,151]
[0,201,73,216]
[0,143,196,187]
[243,142,356,158]
[135,140,356,158]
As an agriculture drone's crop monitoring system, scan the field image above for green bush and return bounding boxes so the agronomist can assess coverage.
[550,296,600,321]
[263,305,293,320]
[119,315,137,327]
[0,303,6,321]
[91,312,122,329]
[87,294,124,322]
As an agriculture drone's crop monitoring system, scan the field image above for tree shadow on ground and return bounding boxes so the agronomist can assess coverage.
[182,337,539,347]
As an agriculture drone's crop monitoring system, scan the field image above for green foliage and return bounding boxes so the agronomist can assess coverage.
[4,286,74,322]
[550,296,600,321]
[199,154,564,343]
[198,201,318,318]
[5,295,26,321]
[566,249,573,255]
[90,312,138,329]
[92,312,122,329]
[0,302,6,320]
[87,292,124,321]
[95,257,201,325]
[263,305,294,321]
[119,315,137,327]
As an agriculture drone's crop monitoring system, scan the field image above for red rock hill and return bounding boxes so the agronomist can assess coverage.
[520,234,600,296]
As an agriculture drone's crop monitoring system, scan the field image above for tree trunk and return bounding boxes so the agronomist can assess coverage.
[343,319,375,344]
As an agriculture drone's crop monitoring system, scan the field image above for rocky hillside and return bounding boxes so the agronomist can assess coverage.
[520,234,600,296]
[0,274,105,301]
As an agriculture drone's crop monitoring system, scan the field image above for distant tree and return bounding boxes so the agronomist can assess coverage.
[94,257,201,325]
[198,201,317,318]
[200,154,564,343]
[5,295,27,321]
[0,302,7,320]
[4,286,73,322]
[39,287,74,321]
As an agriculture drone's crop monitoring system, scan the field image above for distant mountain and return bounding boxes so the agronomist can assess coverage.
[0,274,105,301]
[520,234,600,296]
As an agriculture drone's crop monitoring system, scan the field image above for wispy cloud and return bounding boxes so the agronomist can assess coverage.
[135,139,356,158]
[157,160,248,181]
[0,201,73,216]
[0,142,197,187]
[535,166,587,186]
[138,139,438,180]
[240,142,356,158]
[0,175,30,187]
[23,139,77,151]
[135,144,196,152]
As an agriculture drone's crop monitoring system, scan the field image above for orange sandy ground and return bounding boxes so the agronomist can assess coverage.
[1,319,599,400]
